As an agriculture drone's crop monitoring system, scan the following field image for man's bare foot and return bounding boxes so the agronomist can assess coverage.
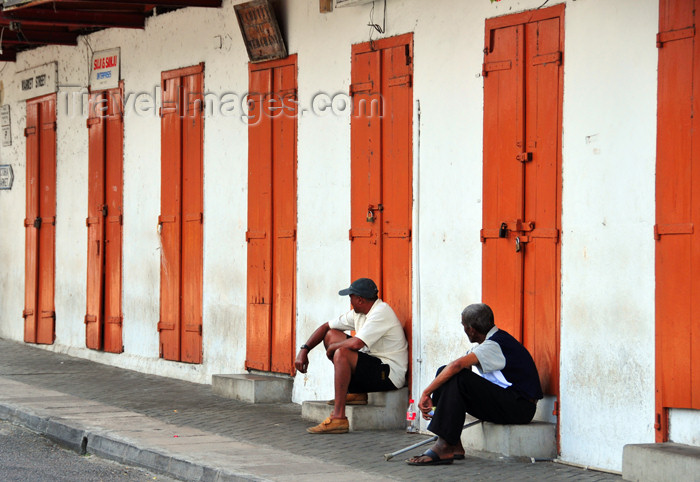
[406,437,459,465]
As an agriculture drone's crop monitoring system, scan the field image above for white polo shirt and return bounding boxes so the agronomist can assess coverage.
[328,299,408,388]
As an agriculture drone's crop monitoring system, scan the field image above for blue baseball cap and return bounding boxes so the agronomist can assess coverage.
[338,278,378,299]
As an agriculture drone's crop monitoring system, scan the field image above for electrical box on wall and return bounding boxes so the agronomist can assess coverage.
[335,0,375,7]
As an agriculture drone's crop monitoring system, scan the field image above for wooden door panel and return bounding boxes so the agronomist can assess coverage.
[522,17,562,395]
[350,48,383,288]
[246,67,273,371]
[85,93,106,350]
[381,42,412,339]
[181,73,204,364]
[655,0,699,438]
[159,75,183,361]
[35,96,57,345]
[24,101,40,343]
[483,7,563,397]
[482,23,526,341]
[103,87,124,353]
[351,35,413,385]
[37,99,56,345]
[270,62,297,374]
[247,58,298,375]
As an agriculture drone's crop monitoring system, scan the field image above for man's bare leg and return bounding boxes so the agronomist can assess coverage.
[323,330,359,420]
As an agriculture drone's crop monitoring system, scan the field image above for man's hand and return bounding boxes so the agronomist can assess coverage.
[418,392,433,420]
[295,350,309,373]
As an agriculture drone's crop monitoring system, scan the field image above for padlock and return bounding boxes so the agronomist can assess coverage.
[367,209,375,223]
[499,222,507,238]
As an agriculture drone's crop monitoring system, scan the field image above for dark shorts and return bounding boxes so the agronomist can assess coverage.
[348,351,398,393]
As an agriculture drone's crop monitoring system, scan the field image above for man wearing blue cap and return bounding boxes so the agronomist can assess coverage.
[295,278,408,434]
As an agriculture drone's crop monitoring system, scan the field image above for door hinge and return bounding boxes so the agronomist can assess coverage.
[552,400,560,417]
[107,316,123,327]
[657,27,695,48]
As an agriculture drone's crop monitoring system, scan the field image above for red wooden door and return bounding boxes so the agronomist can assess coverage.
[655,0,700,441]
[85,86,124,353]
[24,94,57,345]
[350,34,413,364]
[246,55,297,375]
[481,5,564,397]
[159,64,204,364]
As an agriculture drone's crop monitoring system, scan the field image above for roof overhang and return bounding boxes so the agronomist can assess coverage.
[0,0,222,62]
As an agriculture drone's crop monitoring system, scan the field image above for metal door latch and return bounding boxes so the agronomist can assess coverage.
[33,217,42,229]
[499,222,508,238]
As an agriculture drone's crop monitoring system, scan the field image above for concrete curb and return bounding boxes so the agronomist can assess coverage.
[0,401,263,481]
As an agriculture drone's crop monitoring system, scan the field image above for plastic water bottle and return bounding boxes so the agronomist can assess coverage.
[406,398,418,433]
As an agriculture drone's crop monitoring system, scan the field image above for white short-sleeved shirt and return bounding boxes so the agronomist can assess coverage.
[467,326,511,389]
[328,299,408,388]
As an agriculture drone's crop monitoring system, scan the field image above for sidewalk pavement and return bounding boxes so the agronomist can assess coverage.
[0,338,620,481]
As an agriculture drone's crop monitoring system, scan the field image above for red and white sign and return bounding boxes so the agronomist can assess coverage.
[89,48,120,90]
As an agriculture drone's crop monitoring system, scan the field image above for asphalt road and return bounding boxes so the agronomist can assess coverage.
[0,420,181,482]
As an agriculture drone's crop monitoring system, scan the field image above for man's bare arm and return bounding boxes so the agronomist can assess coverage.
[418,352,479,418]
[294,322,331,373]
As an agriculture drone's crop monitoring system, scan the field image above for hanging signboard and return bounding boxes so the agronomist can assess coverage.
[89,48,120,91]
[234,0,287,63]
[17,62,57,101]
[0,164,13,190]
[0,104,10,147]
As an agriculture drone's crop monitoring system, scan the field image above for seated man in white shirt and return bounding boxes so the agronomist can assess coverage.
[295,278,408,434]
[407,303,543,465]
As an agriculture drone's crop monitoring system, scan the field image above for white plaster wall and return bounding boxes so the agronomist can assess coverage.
[559,0,660,471]
[0,60,25,343]
[0,0,698,472]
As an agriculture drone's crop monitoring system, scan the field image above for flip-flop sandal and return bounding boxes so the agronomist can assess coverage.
[406,448,454,466]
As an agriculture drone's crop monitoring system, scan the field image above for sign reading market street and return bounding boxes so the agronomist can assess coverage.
[18,62,57,101]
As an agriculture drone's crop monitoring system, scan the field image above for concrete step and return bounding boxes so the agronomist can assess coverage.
[302,387,409,431]
[460,420,556,459]
[622,443,700,482]
[211,373,293,403]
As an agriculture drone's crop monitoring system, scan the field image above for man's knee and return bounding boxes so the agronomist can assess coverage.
[324,328,346,347]
[332,346,354,364]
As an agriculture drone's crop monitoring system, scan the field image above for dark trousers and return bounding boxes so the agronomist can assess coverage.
[427,367,536,445]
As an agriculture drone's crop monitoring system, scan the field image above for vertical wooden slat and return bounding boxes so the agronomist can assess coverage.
[36,95,56,345]
[24,101,40,344]
[103,85,124,354]
[350,48,383,287]
[181,71,204,364]
[482,23,525,341]
[523,16,562,396]
[159,75,183,361]
[85,92,106,350]
[380,40,413,370]
[270,60,297,374]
